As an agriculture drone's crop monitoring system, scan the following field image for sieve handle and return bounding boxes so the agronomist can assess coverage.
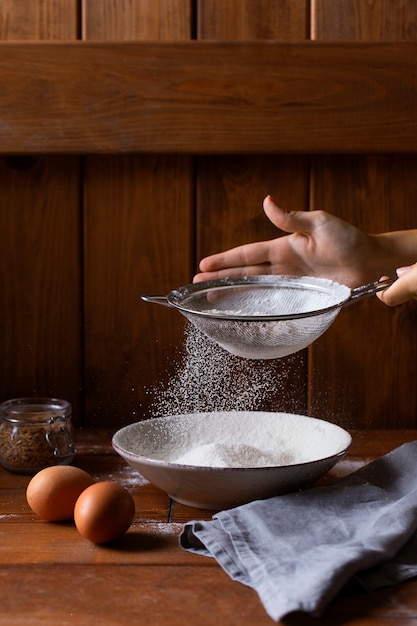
[141,295,172,308]
[348,276,396,303]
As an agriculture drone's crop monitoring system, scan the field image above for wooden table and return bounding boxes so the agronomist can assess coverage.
[2,429,417,625]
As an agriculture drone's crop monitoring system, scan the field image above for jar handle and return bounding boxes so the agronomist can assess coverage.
[46,426,77,459]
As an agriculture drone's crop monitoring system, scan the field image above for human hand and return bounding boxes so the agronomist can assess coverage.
[194,195,380,288]
[377,263,417,306]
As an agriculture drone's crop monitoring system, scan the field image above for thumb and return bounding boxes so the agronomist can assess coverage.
[263,195,315,235]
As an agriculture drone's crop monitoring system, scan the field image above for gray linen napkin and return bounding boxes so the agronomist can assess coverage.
[180,441,417,621]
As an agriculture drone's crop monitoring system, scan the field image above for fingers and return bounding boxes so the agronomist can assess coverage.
[377,263,417,306]
[396,265,414,278]
[195,241,273,282]
[194,263,272,283]
[194,196,319,284]
[263,195,315,234]
[197,196,307,275]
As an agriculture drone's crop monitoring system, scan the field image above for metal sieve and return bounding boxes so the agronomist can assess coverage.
[142,275,393,360]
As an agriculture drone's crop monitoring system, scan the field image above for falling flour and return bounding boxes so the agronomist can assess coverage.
[147,324,299,417]
[143,325,311,469]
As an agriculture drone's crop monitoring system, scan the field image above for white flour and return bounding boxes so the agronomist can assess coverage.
[190,279,346,359]
[141,308,347,469]
[172,442,296,468]
[118,410,350,469]
[199,281,340,317]
[147,325,295,416]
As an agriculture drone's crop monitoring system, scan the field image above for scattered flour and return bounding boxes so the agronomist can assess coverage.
[147,325,297,416]
[104,463,149,488]
[137,324,348,470]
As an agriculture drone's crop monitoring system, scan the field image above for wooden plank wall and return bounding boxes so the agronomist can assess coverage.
[82,1,194,425]
[309,0,417,428]
[0,2,83,421]
[0,1,416,430]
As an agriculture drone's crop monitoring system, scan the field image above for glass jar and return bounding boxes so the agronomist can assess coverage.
[0,397,76,474]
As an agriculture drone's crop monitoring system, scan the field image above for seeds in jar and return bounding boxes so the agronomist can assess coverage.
[0,417,72,472]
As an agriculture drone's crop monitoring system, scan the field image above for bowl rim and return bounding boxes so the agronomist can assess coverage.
[112,411,352,472]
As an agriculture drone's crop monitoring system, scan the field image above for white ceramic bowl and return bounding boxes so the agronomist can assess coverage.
[112,411,351,510]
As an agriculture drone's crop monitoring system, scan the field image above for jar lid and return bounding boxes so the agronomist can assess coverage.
[0,397,71,424]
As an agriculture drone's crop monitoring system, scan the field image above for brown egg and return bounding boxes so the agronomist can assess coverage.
[26,465,95,522]
[74,481,135,544]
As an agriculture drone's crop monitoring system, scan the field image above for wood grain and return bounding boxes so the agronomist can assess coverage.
[2,429,417,625]
[1,41,417,153]
[82,1,194,426]
[195,155,310,414]
[309,155,417,428]
[0,0,78,39]
[82,0,192,40]
[309,1,417,429]
[312,0,417,41]
[0,157,83,415]
[82,155,194,424]
[195,2,309,415]
[197,0,308,39]
[1,2,417,430]
[0,3,83,420]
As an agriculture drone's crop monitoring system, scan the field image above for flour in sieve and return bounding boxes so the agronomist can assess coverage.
[200,283,339,317]
[196,285,343,359]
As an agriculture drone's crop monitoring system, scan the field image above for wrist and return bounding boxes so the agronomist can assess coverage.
[370,231,417,277]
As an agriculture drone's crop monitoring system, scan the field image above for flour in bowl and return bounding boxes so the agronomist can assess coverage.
[138,410,349,469]
[172,442,296,468]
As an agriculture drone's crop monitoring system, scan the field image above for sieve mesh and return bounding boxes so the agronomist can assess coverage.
[169,276,351,359]
[143,275,393,360]
[182,307,341,359]
[179,283,342,317]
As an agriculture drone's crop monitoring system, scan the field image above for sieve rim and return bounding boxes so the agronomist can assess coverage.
[166,275,351,321]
